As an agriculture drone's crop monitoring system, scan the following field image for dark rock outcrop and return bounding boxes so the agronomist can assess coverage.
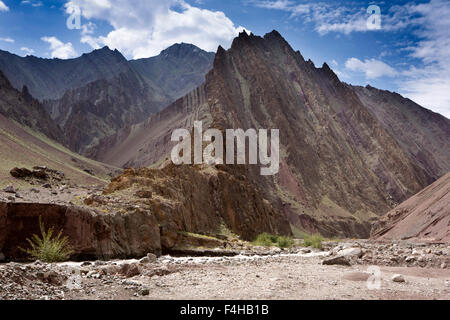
[0,202,161,261]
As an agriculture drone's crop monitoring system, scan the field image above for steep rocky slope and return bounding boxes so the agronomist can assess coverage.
[354,85,450,180]
[0,111,117,189]
[0,71,64,144]
[372,172,450,242]
[91,31,450,238]
[43,68,167,154]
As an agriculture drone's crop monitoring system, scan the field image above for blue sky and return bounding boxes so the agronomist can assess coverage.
[0,0,449,118]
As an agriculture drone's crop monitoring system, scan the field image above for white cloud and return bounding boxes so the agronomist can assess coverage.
[249,1,410,35]
[0,1,9,12]
[41,36,78,59]
[66,0,247,59]
[0,37,14,43]
[20,47,35,56]
[397,0,450,118]
[345,58,397,79]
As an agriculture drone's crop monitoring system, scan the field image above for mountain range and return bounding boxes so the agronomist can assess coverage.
[0,30,449,239]
[88,31,450,238]
[0,44,215,153]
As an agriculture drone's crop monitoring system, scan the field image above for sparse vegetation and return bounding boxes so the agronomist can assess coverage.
[20,217,74,263]
[303,234,324,249]
[253,233,294,249]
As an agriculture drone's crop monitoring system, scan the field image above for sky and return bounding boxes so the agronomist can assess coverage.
[0,0,449,118]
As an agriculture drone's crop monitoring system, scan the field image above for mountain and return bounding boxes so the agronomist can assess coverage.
[90,31,450,238]
[353,85,450,180]
[43,64,167,154]
[0,44,214,154]
[0,72,117,188]
[130,43,215,101]
[372,172,450,242]
[0,47,129,100]
[0,71,63,144]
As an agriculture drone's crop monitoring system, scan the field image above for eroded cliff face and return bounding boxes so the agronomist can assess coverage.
[0,202,161,261]
[103,165,291,246]
[89,31,450,238]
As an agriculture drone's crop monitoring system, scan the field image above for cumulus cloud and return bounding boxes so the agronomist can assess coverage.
[0,1,9,12]
[345,58,397,79]
[66,0,247,58]
[41,36,77,59]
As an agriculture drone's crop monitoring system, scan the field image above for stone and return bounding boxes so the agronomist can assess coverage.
[0,252,5,262]
[147,253,158,262]
[322,256,351,266]
[392,274,405,283]
[300,248,311,254]
[337,247,363,258]
[140,288,150,296]
[120,263,141,278]
[10,167,32,178]
[139,257,150,264]
[4,185,16,194]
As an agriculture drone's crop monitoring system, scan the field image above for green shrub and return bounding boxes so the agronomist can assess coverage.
[20,217,74,263]
[253,233,294,249]
[276,236,294,249]
[303,234,323,249]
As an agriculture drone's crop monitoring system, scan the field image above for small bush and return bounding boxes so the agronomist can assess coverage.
[20,217,74,263]
[276,236,294,249]
[253,233,294,249]
[303,234,323,249]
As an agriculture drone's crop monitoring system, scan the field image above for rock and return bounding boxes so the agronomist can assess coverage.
[30,188,40,193]
[139,257,150,264]
[135,190,153,199]
[140,288,150,296]
[4,185,16,194]
[300,248,311,254]
[0,252,5,262]
[147,253,157,262]
[10,167,32,178]
[120,264,141,278]
[42,184,51,189]
[337,247,363,258]
[392,274,405,283]
[322,256,351,266]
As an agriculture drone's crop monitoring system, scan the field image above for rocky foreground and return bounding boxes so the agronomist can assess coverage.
[1,241,448,300]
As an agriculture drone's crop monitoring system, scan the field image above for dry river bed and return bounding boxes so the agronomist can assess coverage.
[1,241,449,300]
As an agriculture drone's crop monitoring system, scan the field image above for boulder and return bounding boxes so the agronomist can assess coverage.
[10,167,32,178]
[322,256,351,266]
[3,185,16,194]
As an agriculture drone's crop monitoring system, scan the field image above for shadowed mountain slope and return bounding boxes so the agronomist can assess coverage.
[0,44,215,154]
